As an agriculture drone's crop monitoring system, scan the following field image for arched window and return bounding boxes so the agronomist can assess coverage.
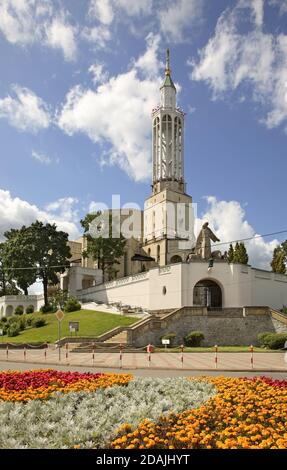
[162,115,172,179]
[153,117,160,181]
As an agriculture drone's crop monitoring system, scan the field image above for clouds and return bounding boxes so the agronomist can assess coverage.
[190,0,287,131]
[45,13,78,62]
[58,36,162,181]
[0,85,51,132]
[0,0,77,61]
[197,196,278,270]
[0,189,80,241]
[158,0,203,42]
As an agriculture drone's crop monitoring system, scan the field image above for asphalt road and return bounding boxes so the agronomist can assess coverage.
[1,361,287,379]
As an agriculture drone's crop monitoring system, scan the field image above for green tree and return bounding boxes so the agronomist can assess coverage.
[227,244,234,262]
[26,221,72,306]
[3,227,37,295]
[271,246,286,274]
[81,211,126,280]
[232,242,248,264]
[238,242,249,264]
[232,242,241,263]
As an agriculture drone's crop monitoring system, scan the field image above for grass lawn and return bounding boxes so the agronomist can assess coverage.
[6,310,138,344]
[155,346,274,352]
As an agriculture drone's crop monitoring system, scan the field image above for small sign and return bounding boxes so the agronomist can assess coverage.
[162,339,170,345]
[55,309,65,322]
[69,321,79,332]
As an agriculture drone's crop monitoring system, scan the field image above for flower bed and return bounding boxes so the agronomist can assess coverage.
[111,376,287,449]
[0,371,286,449]
[0,370,132,402]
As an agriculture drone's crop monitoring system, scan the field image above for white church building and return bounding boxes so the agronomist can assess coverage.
[61,50,287,314]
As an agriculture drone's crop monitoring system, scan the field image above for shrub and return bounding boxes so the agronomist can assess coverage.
[257,332,273,347]
[8,316,20,325]
[184,331,205,347]
[264,333,287,350]
[18,316,26,331]
[1,317,7,323]
[7,323,20,337]
[64,297,81,313]
[160,332,177,347]
[40,304,56,314]
[14,305,24,316]
[281,306,287,315]
[26,317,34,327]
[33,318,46,328]
[25,305,34,314]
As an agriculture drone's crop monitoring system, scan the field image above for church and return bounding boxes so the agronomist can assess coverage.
[61,50,287,315]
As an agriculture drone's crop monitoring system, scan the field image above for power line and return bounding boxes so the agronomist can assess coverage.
[0,229,286,272]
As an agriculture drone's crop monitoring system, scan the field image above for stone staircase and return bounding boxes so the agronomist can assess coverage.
[104,330,128,344]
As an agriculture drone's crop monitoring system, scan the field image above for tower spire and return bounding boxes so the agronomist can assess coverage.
[165,48,170,75]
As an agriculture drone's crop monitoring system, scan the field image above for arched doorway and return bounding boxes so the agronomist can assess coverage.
[6,305,14,317]
[193,279,222,308]
[170,255,182,264]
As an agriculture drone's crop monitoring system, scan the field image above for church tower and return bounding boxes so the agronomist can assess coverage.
[143,50,194,266]
[152,49,185,195]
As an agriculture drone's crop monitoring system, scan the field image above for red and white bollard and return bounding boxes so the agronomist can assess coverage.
[6,344,9,361]
[92,342,95,365]
[119,343,123,369]
[250,344,254,369]
[214,344,218,369]
[65,343,69,361]
[24,346,27,361]
[180,344,184,368]
[147,344,152,367]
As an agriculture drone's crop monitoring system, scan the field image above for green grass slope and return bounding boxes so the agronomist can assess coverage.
[6,310,138,344]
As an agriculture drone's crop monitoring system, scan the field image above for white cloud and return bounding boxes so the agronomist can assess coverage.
[0,189,80,241]
[190,1,287,131]
[114,0,152,17]
[58,36,163,181]
[88,63,109,85]
[45,197,79,223]
[81,25,111,48]
[269,0,287,16]
[0,1,77,61]
[32,150,53,165]
[0,85,51,132]
[45,13,77,62]
[135,33,161,78]
[196,196,278,270]
[158,0,203,42]
[88,0,114,25]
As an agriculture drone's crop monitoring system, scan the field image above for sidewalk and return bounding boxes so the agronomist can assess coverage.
[1,349,287,371]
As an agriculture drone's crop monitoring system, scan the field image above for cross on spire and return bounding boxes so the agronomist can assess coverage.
[165,48,171,75]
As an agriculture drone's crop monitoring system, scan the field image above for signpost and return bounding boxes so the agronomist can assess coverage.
[69,321,79,336]
[162,338,170,350]
[55,309,65,361]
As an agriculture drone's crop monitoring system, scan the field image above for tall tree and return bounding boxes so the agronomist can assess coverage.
[81,211,126,280]
[231,242,249,264]
[238,242,249,265]
[227,244,234,263]
[3,227,37,295]
[271,245,286,274]
[26,222,72,306]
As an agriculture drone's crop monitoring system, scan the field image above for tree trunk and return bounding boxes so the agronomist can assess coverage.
[24,286,28,296]
[43,277,48,306]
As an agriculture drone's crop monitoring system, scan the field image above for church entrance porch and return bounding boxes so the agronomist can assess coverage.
[193,279,222,309]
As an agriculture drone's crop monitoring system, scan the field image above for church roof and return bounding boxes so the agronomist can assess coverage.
[160,48,176,90]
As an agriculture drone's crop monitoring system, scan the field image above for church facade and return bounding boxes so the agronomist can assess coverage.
[62,51,287,313]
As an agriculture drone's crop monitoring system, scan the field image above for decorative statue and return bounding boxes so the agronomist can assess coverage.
[195,222,220,260]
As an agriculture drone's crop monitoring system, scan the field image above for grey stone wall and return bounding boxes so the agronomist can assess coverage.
[129,308,287,347]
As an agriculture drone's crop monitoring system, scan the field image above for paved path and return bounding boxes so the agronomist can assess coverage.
[1,348,287,373]
[1,361,287,379]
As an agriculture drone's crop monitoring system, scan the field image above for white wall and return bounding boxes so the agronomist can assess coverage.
[0,295,45,317]
[76,262,287,311]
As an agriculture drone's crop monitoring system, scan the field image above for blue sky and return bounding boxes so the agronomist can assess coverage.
[0,0,286,269]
